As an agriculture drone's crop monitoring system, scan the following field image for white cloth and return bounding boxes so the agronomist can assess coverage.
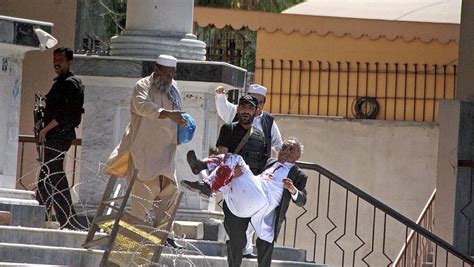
[249,161,293,243]
[208,154,294,243]
[248,84,267,96]
[105,75,182,182]
[215,93,283,152]
[212,155,268,218]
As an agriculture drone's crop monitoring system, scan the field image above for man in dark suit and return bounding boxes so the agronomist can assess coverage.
[182,137,307,267]
[253,137,307,267]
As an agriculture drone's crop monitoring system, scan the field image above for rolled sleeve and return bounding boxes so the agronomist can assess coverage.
[271,121,283,152]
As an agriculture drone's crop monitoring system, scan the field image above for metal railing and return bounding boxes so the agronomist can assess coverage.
[196,25,256,71]
[255,60,457,122]
[394,189,436,267]
[17,135,82,190]
[275,161,473,266]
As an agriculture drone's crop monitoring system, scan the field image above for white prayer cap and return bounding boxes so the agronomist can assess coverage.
[156,55,177,68]
[248,84,267,97]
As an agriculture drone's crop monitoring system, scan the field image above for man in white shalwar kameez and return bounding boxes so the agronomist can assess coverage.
[104,55,187,248]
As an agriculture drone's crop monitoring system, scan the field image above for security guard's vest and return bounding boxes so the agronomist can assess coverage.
[237,125,268,175]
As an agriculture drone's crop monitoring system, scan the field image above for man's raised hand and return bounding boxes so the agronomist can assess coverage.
[215,86,225,94]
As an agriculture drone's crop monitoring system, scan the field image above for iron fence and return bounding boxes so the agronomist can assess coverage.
[276,161,472,266]
[214,160,471,266]
[255,60,457,122]
[196,26,256,71]
[393,189,436,267]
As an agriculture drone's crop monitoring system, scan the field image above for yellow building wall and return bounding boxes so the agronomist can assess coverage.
[255,30,459,121]
[256,30,458,64]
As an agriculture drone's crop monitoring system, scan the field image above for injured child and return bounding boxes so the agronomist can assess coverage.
[181,137,308,243]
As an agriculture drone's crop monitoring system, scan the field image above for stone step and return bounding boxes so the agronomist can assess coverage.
[182,239,307,262]
[76,207,226,241]
[0,242,103,266]
[0,225,307,261]
[0,243,327,267]
[0,225,101,249]
[0,203,45,228]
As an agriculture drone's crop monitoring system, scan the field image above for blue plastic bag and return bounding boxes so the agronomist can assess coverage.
[178,113,196,144]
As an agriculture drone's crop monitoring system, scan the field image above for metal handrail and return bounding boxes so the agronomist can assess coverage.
[17,135,82,189]
[296,160,474,265]
[393,189,436,266]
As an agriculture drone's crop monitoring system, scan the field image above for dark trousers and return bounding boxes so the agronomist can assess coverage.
[36,139,77,229]
[223,202,275,267]
[256,237,274,267]
[224,201,250,267]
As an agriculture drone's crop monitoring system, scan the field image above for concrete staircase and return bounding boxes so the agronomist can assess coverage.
[0,224,328,266]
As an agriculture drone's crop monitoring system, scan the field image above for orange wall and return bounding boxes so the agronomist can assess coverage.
[255,30,459,121]
[1,0,78,189]
[256,30,458,65]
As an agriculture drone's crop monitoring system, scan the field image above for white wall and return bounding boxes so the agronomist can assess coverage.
[276,115,438,220]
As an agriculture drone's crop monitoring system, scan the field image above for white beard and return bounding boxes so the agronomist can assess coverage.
[154,76,172,95]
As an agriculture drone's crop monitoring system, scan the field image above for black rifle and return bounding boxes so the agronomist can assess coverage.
[34,93,45,162]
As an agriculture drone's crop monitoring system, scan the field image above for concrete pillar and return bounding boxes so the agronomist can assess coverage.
[126,0,193,34]
[0,46,24,189]
[444,0,474,256]
[0,15,54,227]
[456,0,474,101]
[73,56,246,218]
[0,16,53,189]
[110,0,206,60]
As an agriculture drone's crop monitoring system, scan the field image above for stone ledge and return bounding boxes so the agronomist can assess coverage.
[174,220,204,240]
[72,55,246,88]
[0,188,36,200]
[0,203,44,228]
[0,15,52,47]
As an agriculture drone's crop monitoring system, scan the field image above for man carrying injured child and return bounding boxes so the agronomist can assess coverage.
[182,137,308,267]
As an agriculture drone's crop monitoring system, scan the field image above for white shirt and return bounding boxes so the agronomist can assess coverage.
[209,154,298,243]
[217,155,268,218]
[215,93,283,152]
[251,161,296,243]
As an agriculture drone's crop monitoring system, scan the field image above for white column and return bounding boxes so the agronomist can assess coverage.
[0,46,27,189]
[110,0,206,60]
[126,0,193,34]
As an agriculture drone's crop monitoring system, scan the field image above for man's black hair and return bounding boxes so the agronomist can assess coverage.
[53,47,73,61]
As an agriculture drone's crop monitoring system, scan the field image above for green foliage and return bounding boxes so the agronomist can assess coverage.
[255,0,305,12]
[101,0,127,37]
[194,0,304,71]
[195,0,304,13]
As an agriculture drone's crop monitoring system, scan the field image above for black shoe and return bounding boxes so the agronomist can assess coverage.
[243,253,258,259]
[181,180,212,198]
[186,150,207,175]
[165,238,184,249]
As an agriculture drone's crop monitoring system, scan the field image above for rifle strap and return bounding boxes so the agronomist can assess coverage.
[234,126,253,155]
